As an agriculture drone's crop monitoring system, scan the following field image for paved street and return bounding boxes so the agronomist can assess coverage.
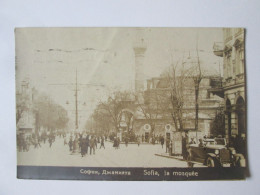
[17,137,204,167]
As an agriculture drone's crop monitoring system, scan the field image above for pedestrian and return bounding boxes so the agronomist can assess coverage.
[125,136,129,147]
[94,136,98,149]
[113,137,117,149]
[152,136,155,145]
[69,137,73,152]
[160,136,164,149]
[182,133,189,160]
[80,136,87,157]
[86,135,90,154]
[117,137,120,149]
[89,136,95,155]
[48,136,53,148]
[189,138,196,144]
[42,132,47,144]
[78,134,82,150]
[72,136,79,153]
[198,138,204,147]
[33,138,38,148]
[166,138,170,153]
[137,136,141,147]
[64,137,67,145]
[24,136,29,151]
[100,136,105,149]
[36,137,41,148]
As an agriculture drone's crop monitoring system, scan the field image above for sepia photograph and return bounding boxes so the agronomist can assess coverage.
[15,27,247,180]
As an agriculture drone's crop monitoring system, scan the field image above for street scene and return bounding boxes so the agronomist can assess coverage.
[16,28,246,168]
[17,134,204,167]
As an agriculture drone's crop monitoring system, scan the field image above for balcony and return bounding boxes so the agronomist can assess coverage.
[235,73,244,84]
[213,42,224,57]
[207,77,224,98]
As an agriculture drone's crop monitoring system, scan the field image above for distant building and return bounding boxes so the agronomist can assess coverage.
[132,76,223,140]
[16,79,35,135]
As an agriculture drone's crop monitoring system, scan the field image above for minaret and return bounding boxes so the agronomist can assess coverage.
[133,28,147,92]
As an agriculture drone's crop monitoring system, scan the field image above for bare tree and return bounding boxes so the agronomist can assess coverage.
[90,105,112,135]
[162,58,192,131]
[135,90,161,136]
[193,36,203,133]
[33,94,69,132]
[123,111,134,133]
[99,91,132,133]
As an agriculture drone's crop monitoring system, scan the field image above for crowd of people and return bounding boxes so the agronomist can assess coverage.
[17,130,202,159]
[66,133,106,157]
[17,130,108,158]
[17,131,57,152]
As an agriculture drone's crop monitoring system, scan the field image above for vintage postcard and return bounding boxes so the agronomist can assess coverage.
[16,27,247,180]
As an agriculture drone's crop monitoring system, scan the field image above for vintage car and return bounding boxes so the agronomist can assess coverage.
[187,138,246,167]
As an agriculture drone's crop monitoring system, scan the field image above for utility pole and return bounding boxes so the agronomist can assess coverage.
[194,35,202,142]
[75,68,78,130]
[48,68,105,132]
[35,47,108,131]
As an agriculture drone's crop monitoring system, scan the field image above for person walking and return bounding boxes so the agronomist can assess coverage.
[78,134,82,150]
[48,135,53,148]
[80,136,87,157]
[113,137,117,149]
[100,136,105,149]
[94,136,98,149]
[117,137,120,149]
[90,136,95,155]
[72,136,79,153]
[64,136,67,145]
[182,133,189,160]
[166,137,170,153]
[36,137,41,148]
[86,135,90,154]
[69,137,73,152]
[137,136,141,147]
[160,136,165,149]
[125,136,129,147]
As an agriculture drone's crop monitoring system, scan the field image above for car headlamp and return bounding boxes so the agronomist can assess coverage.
[215,150,219,155]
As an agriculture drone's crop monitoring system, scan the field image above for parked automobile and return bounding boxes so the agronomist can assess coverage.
[187,138,246,167]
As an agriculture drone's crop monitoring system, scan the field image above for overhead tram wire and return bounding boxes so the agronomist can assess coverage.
[34,47,110,131]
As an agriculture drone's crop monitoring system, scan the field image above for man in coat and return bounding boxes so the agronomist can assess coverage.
[89,136,95,155]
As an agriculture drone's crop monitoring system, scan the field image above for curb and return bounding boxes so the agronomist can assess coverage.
[155,153,186,162]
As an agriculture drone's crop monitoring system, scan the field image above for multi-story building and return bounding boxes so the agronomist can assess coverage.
[213,28,246,154]
[16,79,35,135]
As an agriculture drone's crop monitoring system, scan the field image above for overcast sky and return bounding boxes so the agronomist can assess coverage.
[15,27,223,129]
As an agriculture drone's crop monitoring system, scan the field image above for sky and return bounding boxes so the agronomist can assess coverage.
[15,27,223,129]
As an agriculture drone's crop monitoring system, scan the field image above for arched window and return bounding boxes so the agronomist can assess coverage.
[234,39,244,75]
[236,96,246,136]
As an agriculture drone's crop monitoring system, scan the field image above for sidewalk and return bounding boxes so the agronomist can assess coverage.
[155,152,186,161]
[107,140,160,145]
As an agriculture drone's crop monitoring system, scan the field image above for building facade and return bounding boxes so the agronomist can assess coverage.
[214,28,246,142]
[16,79,36,135]
[131,76,223,140]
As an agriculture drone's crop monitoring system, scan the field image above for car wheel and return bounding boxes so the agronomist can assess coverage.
[206,157,215,167]
[187,154,194,168]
